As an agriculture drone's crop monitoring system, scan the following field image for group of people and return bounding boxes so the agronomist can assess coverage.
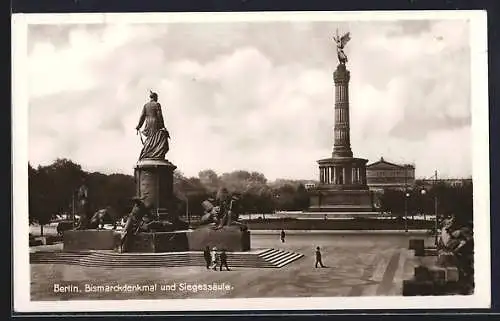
[203,246,231,271]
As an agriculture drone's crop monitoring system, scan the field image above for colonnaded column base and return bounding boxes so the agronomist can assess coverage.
[307,189,374,214]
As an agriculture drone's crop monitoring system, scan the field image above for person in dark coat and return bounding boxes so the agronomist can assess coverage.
[219,249,230,271]
[315,246,326,268]
[280,229,286,243]
[203,246,211,269]
[210,247,218,270]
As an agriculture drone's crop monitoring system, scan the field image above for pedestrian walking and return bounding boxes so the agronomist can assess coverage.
[203,246,211,269]
[219,249,231,271]
[315,246,326,268]
[280,229,286,243]
[210,247,218,270]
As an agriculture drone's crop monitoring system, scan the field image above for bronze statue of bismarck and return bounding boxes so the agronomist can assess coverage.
[135,91,171,160]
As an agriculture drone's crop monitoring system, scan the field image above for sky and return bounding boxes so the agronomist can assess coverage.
[27,18,472,180]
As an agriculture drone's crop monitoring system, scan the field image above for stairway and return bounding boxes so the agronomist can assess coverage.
[30,248,304,268]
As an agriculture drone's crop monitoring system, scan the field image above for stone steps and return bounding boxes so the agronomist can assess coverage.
[30,248,304,268]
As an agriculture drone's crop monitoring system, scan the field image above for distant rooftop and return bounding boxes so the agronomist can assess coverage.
[367,156,415,169]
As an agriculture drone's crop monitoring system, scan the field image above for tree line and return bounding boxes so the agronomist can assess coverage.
[28,159,312,226]
[28,158,473,230]
[377,180,473,226]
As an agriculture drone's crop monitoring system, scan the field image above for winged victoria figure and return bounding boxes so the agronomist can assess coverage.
[333,30,351,65]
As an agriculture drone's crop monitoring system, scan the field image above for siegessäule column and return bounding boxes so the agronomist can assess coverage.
[332,63,353,158]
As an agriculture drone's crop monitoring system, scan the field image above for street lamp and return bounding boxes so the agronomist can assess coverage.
[180,193,191,225]
[404,192,410,232]
[186,196,190,225]
[420,188,427,222]
[433,194,439,246]
[420,187,439,246]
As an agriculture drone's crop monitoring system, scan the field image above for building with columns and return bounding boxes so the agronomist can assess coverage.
[366,157,416,192]
[307,56,374,213]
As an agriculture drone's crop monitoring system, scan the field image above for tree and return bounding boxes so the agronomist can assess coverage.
[28,162,64,236]
[274,184,297,211]
[28,159,137,231]
[293,184,310,210]
[198,169,220,193]
[87,172,135,220]
[379,189,405,217]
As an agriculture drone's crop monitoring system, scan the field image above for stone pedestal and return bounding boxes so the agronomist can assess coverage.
[115,231,189,253]
[409,239,425,256]
[134,159,179,222]
[437,252,457,267]
[63,230,117,251]
[113,227,251,253]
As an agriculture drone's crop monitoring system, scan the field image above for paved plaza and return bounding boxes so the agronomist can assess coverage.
[30,233,433,300]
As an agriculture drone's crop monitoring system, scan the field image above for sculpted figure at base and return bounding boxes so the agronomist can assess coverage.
[135,91,171,161]
[120,196,152,251]
[437,215,474,290]
[119,196,190,252]
[75,180,90,230]
[199,188,247,231]
[88,206,116,230]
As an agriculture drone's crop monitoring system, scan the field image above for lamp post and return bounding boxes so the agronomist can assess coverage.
[404,192,410,232]
[186,196,190,225]
[432,170,439,246]
[71,190,75,228]
[434,193,439,246]
[420,188,427,222]
[181,192,191,225]
[420,179,439,246]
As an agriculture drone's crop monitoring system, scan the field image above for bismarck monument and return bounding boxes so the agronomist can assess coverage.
[117,90,190,252]
[121,90,249,252]
[308,31,374,214]
[63,90,250,252]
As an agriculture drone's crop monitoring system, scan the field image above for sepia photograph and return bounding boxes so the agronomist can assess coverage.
[12,10,490,312]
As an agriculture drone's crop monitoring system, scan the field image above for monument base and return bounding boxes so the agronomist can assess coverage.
[114,225,251,253]
[63,230,117,252]
[115,231,190,253]
[308,189,374,212]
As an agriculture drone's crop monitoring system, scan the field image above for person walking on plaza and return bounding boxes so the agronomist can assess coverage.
[210,247,219,270]
[203,246,211,270]
[315,246,326,268]
[280,229,286,243]
[219,249,231,271]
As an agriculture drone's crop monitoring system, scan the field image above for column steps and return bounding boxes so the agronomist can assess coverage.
[30,248,304,269]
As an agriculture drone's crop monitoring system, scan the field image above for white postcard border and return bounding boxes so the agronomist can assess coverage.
[12,10,490,312]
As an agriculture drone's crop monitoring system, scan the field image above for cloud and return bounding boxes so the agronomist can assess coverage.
[27,19,472,180]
